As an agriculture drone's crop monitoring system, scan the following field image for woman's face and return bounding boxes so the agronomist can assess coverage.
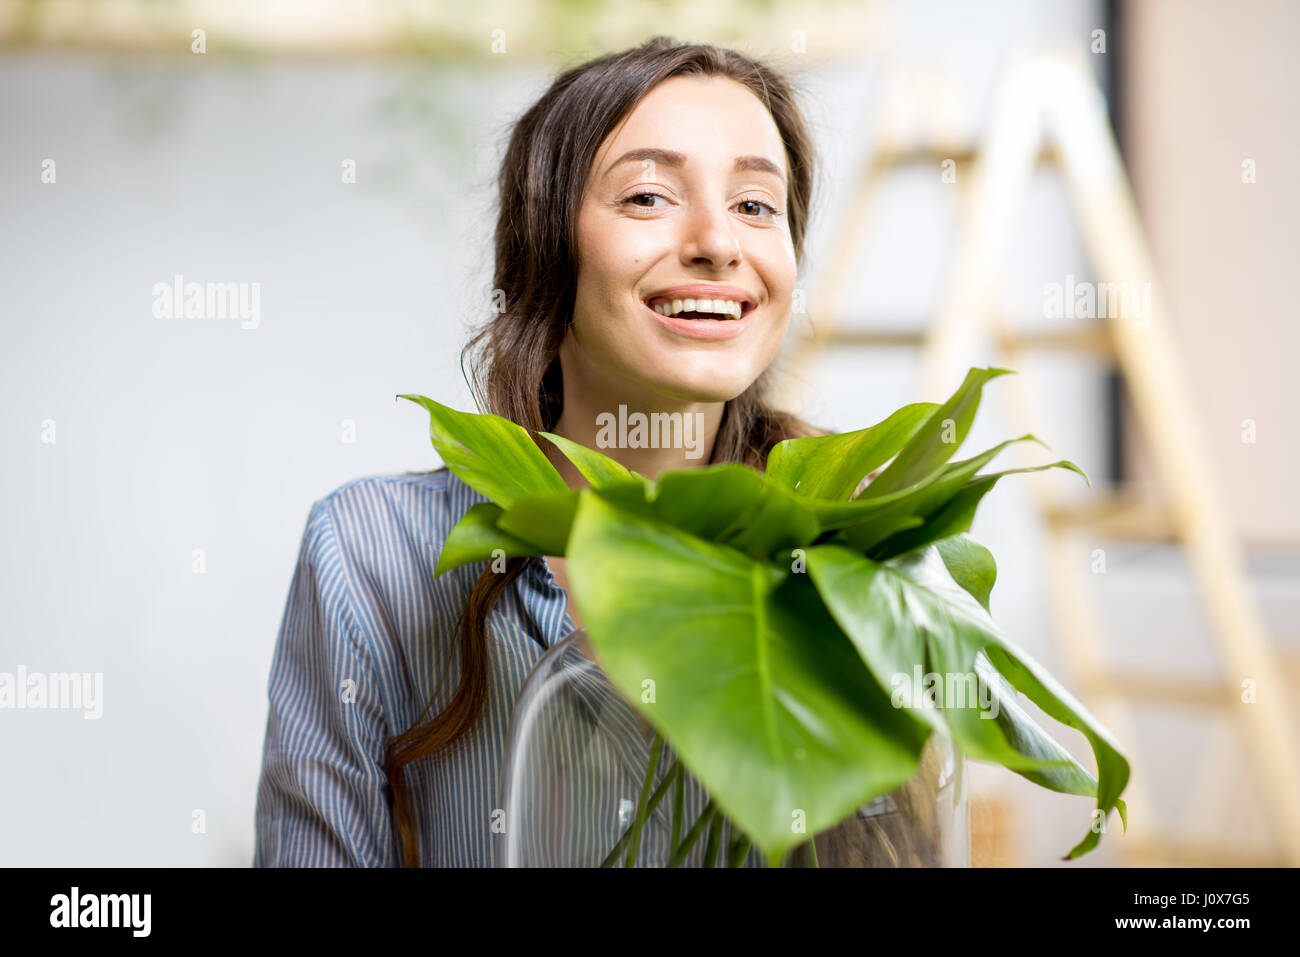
[565,75,798,406]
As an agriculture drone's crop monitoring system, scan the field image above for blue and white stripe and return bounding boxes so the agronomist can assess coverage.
[253,468,764,867]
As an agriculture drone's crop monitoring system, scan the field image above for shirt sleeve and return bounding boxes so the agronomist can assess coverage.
[253,497,397,867]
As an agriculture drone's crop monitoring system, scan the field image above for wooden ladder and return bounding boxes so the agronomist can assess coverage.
[778,51,1300,866]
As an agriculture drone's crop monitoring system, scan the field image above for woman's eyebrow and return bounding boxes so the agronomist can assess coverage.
[601,147,785,182]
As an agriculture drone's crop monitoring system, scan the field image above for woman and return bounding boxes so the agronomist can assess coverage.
[253,35,824,867]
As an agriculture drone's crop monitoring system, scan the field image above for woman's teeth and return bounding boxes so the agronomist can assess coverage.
[650,298,744,319]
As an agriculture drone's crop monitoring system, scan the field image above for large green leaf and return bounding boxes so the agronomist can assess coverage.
[904,542,1131,849]
[538,431,644,488]
[808,542,1130,857]
[934,533,997,612]
[398,394,568,507]
[805,544,1060,767]
[720,479,821,558]
[433,502,543,577]
[603,464,823,560]
[565,490,930,865]
[527,432,819,557]
[981,639,1130,857]
[766,402,939,500]
[792,436,1035,535]
[972,650,1120,814]
[650,465,765,540]
[802,482,947,531]
[495,489,580,556]
[856,366,1014,498]
[929,533,1130,852]
[832,434,1048,552]
[871,459,1087,558]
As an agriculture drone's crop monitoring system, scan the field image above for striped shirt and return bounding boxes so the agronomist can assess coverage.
[253,467,765,867]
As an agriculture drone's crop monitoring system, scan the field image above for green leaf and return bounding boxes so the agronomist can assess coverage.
[805,543,1130,857]
[594,464,821,560]
[873,458,1087,557]
[565,491,929,862]
[831,434,1045,552]
[981,639,1132,858]
[766,402,939,499]
[972,650,1113,805]
[495,489,580,556]
[528,431,821,558]
[538,431,644,488]
[856,366,1014,498]
[648,465,765,540]
[934,534,997,612]
[893,545,1130,857]
[720,480,821,558]
[805,544,1060,768]
[799,545,944,734]
[434,502,543,577]
[398,394,568,507]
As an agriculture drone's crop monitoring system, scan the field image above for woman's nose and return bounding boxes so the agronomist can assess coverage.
[680,202,742,268]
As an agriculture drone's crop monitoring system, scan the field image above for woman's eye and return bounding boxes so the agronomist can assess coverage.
[624,192,669,210]
[736,198,780,219]
[622,192,782,220]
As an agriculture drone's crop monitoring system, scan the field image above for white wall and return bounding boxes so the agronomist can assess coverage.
[0,52,543,864]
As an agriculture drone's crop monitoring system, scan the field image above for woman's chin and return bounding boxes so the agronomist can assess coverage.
[600,343,765,403]
[630,341,778,403]
[640,371,753,404]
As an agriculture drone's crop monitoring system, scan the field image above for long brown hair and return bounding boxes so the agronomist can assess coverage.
[384,35,825,867]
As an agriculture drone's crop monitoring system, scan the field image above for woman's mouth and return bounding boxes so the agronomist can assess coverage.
[640,294,758,341]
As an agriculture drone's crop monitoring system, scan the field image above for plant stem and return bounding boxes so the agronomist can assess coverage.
[599,755,678,867]
[667,799,717,867]
[805,836,820,868]
[670,761,684,851]
[702,812,722,867]
[623,730,664,869]
[727,832,752,867]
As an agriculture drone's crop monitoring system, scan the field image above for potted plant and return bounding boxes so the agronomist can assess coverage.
[399,366,1131,867]
[492,627,971,867]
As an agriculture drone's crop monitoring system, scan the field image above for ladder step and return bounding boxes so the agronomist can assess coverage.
[1079,653,1300,707]
[868,142,1062,170]
[809,324,1113,358]
[1043,495,1177,541]
[1045,495,1299,547]
[997,325,1115,359]
[1123,837,1286,867]
[1080,671,1232,708]
[810,328,926,348]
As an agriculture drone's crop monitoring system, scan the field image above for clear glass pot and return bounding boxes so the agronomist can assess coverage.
[497,629,970,867]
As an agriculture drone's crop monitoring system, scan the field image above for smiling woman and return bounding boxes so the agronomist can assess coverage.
[558,72,804,459]
[253,35,827,867]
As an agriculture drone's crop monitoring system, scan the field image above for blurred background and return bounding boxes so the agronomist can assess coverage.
[1,0,1297,867]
